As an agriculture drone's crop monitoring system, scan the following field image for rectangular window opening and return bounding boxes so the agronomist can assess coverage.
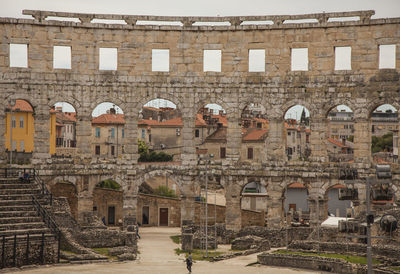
[95,145,100,155]
[249,49,265,72]
[335,46,352,70]
[53,46,71,69]
[95,127,101,138]
[152,49,169,72]
[379,45,396,69]
[291,48,308,71]
[99,48,118,71]
[203,50,221,72]
[19,117,24,128]
[220,147,226,159]
[9,44,28,68]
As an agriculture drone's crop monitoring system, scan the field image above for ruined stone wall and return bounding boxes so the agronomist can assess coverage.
[50,182,78,220]
[137,193,181,226]
[93,187,123,226]
[1,10,400,231]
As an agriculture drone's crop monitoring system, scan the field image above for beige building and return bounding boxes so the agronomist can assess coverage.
[285,120,311,161]
[91,108,125,158]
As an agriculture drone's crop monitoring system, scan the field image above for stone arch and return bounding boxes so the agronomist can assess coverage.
[48,96,81,116]
[49,179,78,220]
[240,178,268,212]
[195,96,230,118]
[324,183,351,217]
[136,94,183,119]
[91,100,126,117]
[324,102,355,118]
[282,180,310,214]
[135,169,185,196]
[282,99,315,120]
[4,96,36,113]
[367,100,400,119]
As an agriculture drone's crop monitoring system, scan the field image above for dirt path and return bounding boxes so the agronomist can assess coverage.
[8,227,319,274]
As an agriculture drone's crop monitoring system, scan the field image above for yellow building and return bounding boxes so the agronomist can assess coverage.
[5,100,56,154]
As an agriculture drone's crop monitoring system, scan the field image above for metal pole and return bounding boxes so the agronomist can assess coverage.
[10,108,13,165]
[214,191,217,252]
[205,158,208,258]
[285,184,288,248]
[366,177,372,274]
[316,195,320,253]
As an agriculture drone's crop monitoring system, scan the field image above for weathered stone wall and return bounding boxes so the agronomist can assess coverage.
[1,9,400,231]
[137,193,181,226]
[241,209,265,227]
[50,182,78,220]
[93,187,123,226]
[257,253,357,273]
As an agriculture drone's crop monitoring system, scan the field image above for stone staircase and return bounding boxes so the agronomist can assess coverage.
[0,170,59,268]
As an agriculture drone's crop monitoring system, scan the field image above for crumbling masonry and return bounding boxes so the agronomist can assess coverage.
[0,9,400,231]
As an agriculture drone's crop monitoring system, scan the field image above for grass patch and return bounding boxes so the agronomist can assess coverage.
[174,248,223,261]
[92,248,118,260]
[170,235,181,244]
[274,250,381,265]
[390,266,400,271]
[61,250,79,255]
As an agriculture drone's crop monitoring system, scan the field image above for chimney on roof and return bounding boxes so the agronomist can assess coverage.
[55,106,62,112]
[110,108,116,114]
[219,110,224,116]
[342,138,346,146]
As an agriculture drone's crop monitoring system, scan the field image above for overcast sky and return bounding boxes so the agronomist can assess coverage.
[1,0,400,18]
[5,0,400,118]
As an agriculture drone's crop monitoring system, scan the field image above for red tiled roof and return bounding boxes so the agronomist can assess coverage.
[139,117,183,127]
[92,113,125,124]
[196,114,207,127]
[9,100,33,112]
[327,138,347,148]
[242,129,268,141]
[288,182,306,189]
[57,112,77,122]
[332,184,345,189]
[212,115,227,127]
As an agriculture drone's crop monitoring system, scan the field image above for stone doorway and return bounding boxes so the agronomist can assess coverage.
[159,208,168,226]
[142,206,149,225]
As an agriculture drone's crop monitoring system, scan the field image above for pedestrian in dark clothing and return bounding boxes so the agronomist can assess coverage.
[185,252,193,273]
[23,172,30,183]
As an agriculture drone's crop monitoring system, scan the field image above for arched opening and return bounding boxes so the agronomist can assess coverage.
[52,102,77,157]
[283,182,310,224]
[195,104,227,159]
[50,181,78,220]
[284,105,311,161]
[240,103,268,162]
[327,105,354,162]
[241,182,267,211]
[93,179,123,226]
[370,104,398,163]
[92,102,124,158]
[326,184,352,218]
[138,99,181,162]
[137,175,181,227]
[5,99,34,164]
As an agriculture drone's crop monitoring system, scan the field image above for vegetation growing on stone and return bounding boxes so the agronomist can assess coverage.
[138,140,173,162]
[96,179,120,190]
[154,185,177,198]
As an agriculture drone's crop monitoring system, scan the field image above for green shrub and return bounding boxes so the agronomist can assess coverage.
[96,179,120,190]
[153,185,177,198]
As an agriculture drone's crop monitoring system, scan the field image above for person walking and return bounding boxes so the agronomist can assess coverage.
[185,252,193,273]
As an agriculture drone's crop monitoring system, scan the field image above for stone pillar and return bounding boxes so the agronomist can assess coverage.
[0,112,6,162]
[181,177,196,225]
[310,116,328,162]
[266,195,283,228]
[75,114,92,158]
[181,115,197,166]
[77,192,94,224]
[226,115,241,163]
[353,118,371,163]
[308,196,326,227]
[32,104,51,165]
[123,113,138,164]
[123,191,137,229]
[266,117,285,161]
[225,179,242,231]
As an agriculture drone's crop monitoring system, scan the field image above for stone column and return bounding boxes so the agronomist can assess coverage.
[353,118,371,163]
[75,114,92,159]
[32,104,51,165]
[122,113,138,164]
[0,112,6,162]
[226,115,241,163]
[266,195,283,228]
[180,176,197,225]
[181,115,197,166]
[123,191,137,229]
[266,117,285,161]
[310,116,328,162]
[225,179,242,231]
[308,196,326,227]
[77,192,94,224]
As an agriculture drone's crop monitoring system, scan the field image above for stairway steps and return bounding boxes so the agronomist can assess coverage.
[0,194,38,201]
[0,189,40,195]
[0,217,42,224]
[0,183,34,189]
[0,202,35,209]
[0,211,38,218]
[0,199,47,207]
[0,222,47,231]
[0,233,56,242]
[0,227,51,237]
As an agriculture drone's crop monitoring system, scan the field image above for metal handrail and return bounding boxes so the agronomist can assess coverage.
[32,169,53,205]
[31,196,60,236]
